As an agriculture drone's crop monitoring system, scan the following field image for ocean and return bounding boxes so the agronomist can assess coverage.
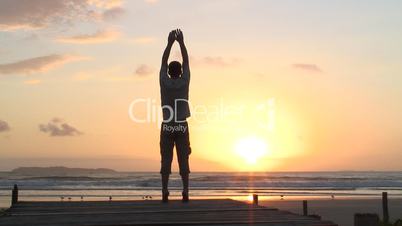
[1,171,402,208]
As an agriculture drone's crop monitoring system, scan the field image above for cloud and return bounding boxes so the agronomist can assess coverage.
[39,118,82,137]
[71,65,146,82]
[201,56,241,67]
[23,79,41,85]
[51,117,63,123]
[102,7,125,21]
[135,64,154,77]
[170,52,241,68]
[144,0,158,4]
[88,0,123,9]
[56,30,120,44]
[88,0,125,21]
[131,36,156,44]
[0,49,8,55]
[190,56,241,67]
[0,0,124,31]
[72,72,94,81]
[292,64,323,73]
[0,54,87,75]
[0,120,10,133]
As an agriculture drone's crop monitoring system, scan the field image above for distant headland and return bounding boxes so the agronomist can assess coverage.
[11,167,118,176]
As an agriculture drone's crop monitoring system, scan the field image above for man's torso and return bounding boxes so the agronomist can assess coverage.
[160,73,190,122]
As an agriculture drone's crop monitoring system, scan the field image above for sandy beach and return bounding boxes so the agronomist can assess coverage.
[261,198,402,226]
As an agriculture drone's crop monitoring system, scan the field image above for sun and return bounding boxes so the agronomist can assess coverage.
[235,136,268,164]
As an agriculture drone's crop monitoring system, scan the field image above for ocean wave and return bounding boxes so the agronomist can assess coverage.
[1,172,402,191]
[18,176,122,181]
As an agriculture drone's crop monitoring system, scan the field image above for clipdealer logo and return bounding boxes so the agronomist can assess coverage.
[128,98,275,131]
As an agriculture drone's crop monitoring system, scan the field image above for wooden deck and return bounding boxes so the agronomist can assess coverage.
[0,199,337,226]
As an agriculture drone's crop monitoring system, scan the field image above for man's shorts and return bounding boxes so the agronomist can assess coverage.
[160,121,191,175]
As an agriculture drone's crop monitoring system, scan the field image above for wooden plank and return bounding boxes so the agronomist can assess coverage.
[0,199,338,226]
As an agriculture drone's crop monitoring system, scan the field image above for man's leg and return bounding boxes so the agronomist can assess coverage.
[176,122,191,202]
[161,174,169,193]
[181,173,189,193]
[160,125,174,202]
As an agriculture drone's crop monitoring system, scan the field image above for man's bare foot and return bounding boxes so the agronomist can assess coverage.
[162,190,169,203]
[182,191,189,203]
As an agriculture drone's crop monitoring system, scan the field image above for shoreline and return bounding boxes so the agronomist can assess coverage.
[2,193,401,207]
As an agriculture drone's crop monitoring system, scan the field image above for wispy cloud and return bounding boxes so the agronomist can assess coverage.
[200,56,241,67]
[72,66,124,82]
[0,49,8,55]
[72,72,94,81]
[88,0,123,9]
[23,79,42,85]
[102,7,125,21]
[39,118,82,137]
[0,54,87,75]
[131,36,156,44]
[0,0,124,31]
[190,56,241,67]
[72,65,154,82]
[144,0,158,4]
[170,52,241,68]
[56,30,121,44]
[0,120,10,133]
[292,64,323,73]
[135,64,154,77]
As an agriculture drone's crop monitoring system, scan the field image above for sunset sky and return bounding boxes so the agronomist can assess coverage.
[1,0,402,171]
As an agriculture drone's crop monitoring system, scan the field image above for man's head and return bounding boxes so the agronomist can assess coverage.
[168,61,182,78]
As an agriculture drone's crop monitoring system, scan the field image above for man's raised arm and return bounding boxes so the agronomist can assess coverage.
[160,31,176,83]
[176,29,190,81]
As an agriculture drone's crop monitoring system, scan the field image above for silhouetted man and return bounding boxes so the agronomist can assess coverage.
[159,29,191,203]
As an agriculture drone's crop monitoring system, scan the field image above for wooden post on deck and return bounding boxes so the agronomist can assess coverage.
[354,213,380,226]
[382,192,389,224]
[302,200,308,216]
[11,184,18,206]
[253,194,258,206]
